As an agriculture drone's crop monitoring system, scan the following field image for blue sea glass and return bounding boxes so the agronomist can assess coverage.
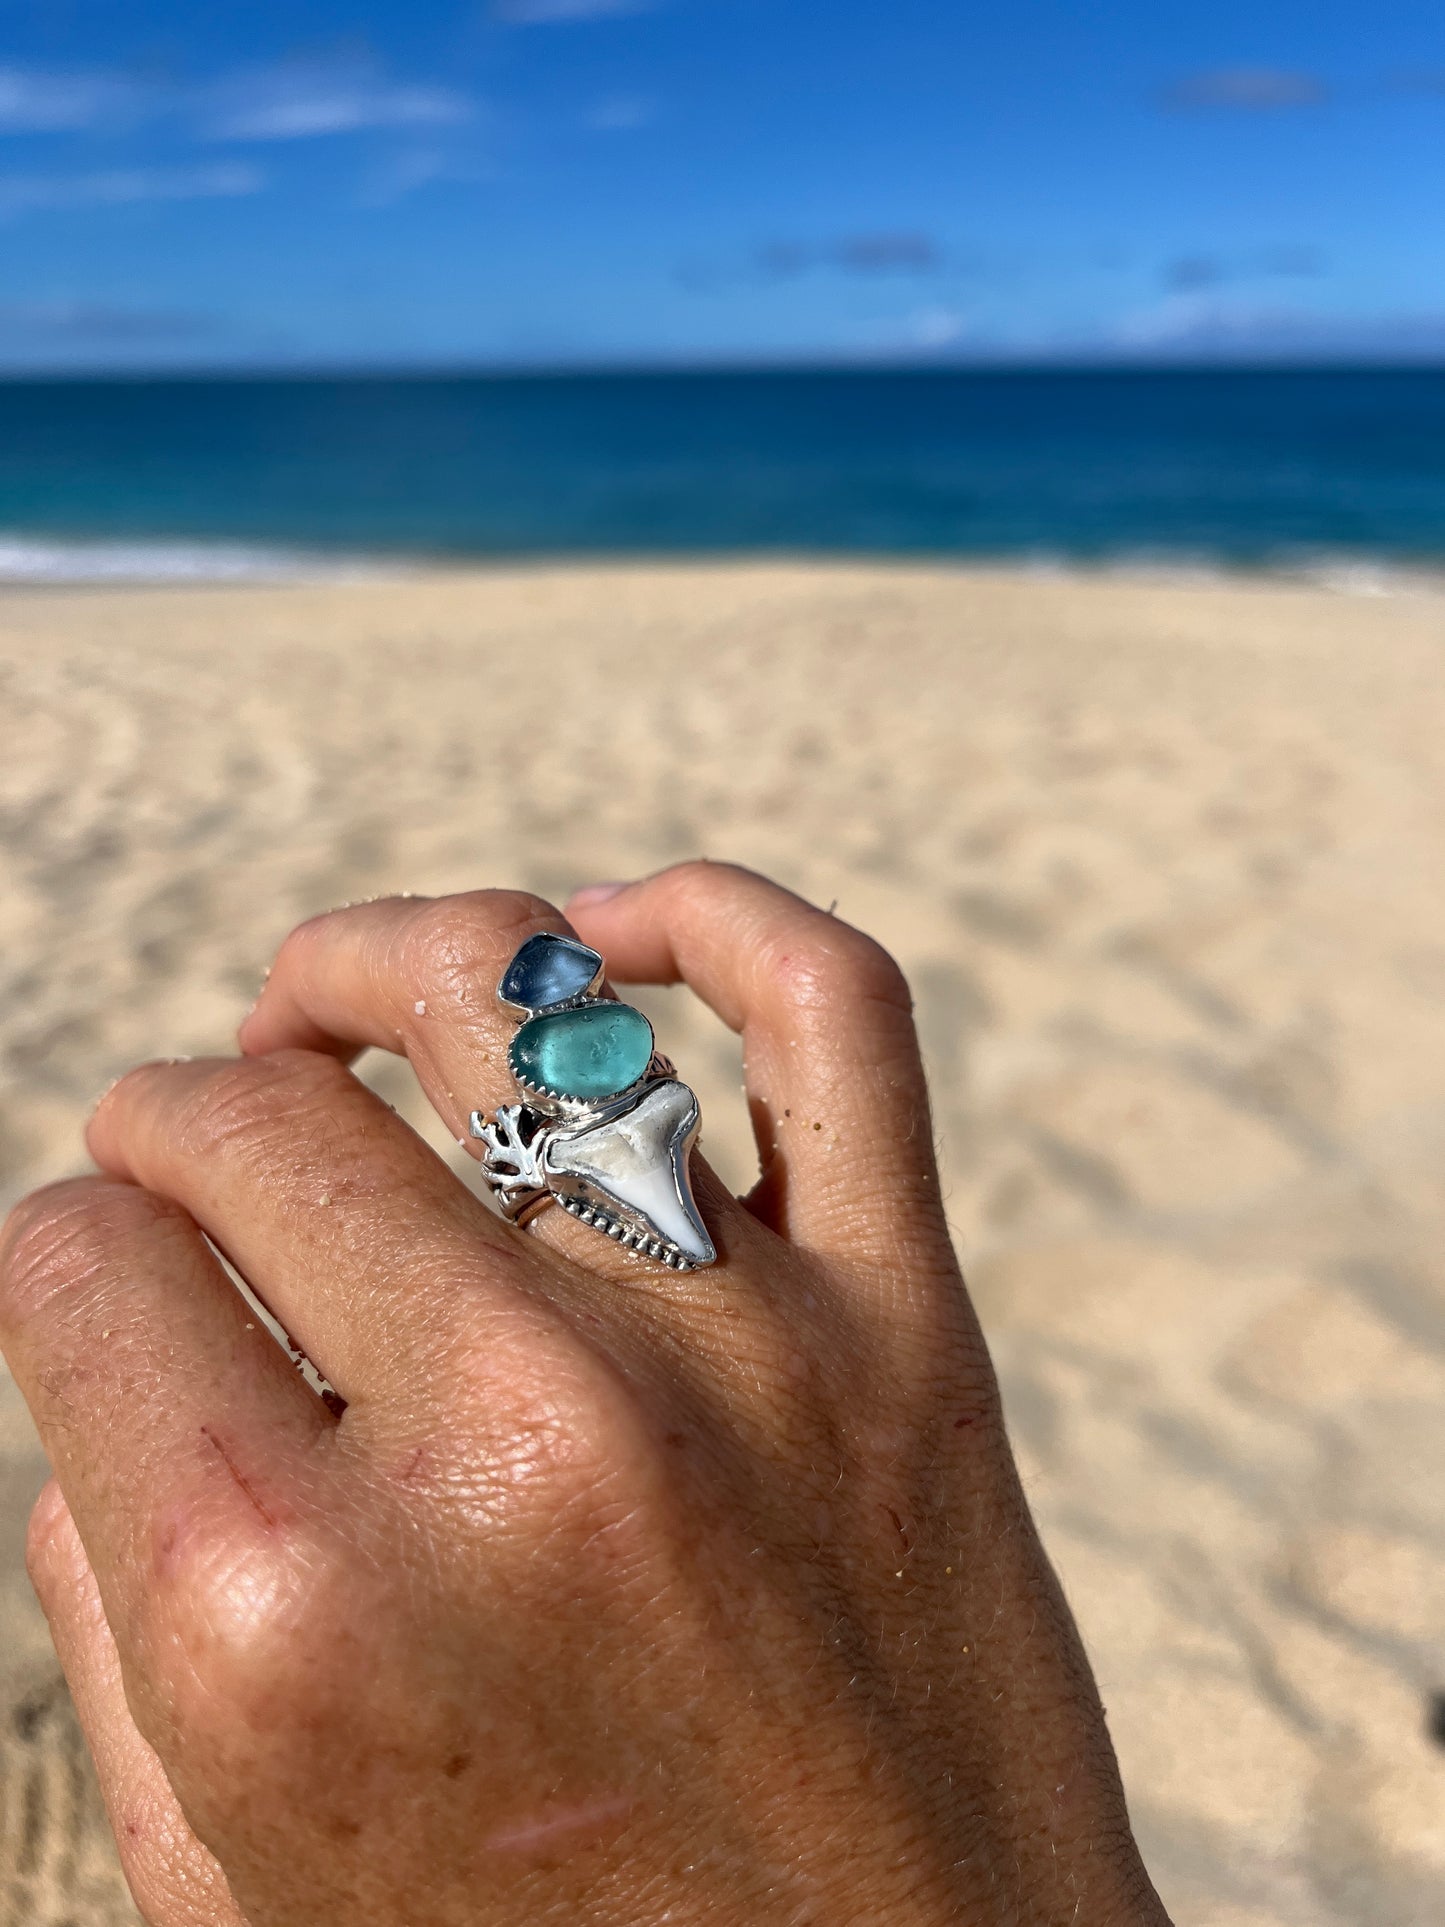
[510,1003,654,1101]
[499,933,603,1012]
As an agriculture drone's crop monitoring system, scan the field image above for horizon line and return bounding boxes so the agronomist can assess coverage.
[3,352,1445,385]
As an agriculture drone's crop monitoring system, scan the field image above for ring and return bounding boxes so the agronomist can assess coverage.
[469,933,717,1272]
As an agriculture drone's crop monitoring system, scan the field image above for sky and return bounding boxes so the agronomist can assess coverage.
[0,0,1442,371]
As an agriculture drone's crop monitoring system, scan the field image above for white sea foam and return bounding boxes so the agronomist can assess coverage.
[2,530,1442,597]
[0,533,399,585]
[1021,547,1445,599]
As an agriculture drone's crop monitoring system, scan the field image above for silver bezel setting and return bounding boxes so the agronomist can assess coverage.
[470,935,715,1272]
[505,1005,657,1112]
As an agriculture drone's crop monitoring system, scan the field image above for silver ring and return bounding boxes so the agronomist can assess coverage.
[469,933,717,1272]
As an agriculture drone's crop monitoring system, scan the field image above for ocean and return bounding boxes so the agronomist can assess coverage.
[1,365,1444,582]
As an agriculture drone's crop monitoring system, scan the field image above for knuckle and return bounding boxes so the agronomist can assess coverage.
[157,1530,351,1745]
[658,855,736,900]
[660,857,768,927]
[0,1179,178,1327]
[172,1050,351,1158]
[446,1340,661,1568]
[770,922,914,1021]
[271,901,369,989]
[498,1391,630,1510]
[404,890,561,997]
[660,861,915,1016]
[495,1382,632,1508]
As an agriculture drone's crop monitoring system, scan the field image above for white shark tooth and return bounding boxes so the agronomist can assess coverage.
[543,1080,716,1269]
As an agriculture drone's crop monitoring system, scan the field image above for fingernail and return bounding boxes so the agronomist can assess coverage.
[237,966,270,1028]
[29,1477,70,1539]
[89,1072,126,1116]
[569,880,631,908]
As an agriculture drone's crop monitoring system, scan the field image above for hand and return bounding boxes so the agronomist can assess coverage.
[1,863,1168,1926]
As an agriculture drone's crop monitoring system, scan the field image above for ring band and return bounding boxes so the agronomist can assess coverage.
[469,933,717,1271]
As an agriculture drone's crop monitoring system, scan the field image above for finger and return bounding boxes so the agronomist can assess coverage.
[237,891,755,1280]
[0,1178,325,1662]
[26,1482,248,1927]
[566,863,948,1264]
[238,890,563,1082]
[86,1050,553,1407]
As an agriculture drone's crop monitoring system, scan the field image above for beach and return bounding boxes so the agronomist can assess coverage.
[2,560,1444,1925]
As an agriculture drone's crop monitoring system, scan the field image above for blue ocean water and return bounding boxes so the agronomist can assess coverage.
[1,366,1444,578]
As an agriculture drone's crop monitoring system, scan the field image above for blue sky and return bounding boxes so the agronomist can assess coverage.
[0,0,1441,370]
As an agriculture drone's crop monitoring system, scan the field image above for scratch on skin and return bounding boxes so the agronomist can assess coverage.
[482,1794,633,1856]
[882,1505,911,1555]
[200,1427,279,1530]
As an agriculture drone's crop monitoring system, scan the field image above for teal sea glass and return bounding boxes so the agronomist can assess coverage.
[510,1003,654,1102]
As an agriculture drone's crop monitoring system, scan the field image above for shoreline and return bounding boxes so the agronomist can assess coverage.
[5,533,1445,597]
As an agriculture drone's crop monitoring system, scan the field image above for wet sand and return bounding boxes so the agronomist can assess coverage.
[2,562,1444,1924]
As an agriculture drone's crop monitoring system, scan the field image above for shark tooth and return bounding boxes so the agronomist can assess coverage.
[543,1080,716,1269]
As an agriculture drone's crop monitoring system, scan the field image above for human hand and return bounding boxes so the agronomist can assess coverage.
[2,863,1168,1925]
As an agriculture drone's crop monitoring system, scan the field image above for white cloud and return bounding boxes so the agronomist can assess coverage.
[0,164,264,216]
[1114,292,1296,348]
[0,299,215,341]
[0,60,475,145]
[1112,291,1445,356]
[835,305,971,360]
[1161,67,1328,111]
[585,94,653,131]
[908,305,969,349]
[359,147,492,206]
[0,65,138,132]
[494,0,652,21]
[207,72,472,142]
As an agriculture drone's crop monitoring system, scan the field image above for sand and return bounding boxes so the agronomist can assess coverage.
[1,562,1443,1924]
